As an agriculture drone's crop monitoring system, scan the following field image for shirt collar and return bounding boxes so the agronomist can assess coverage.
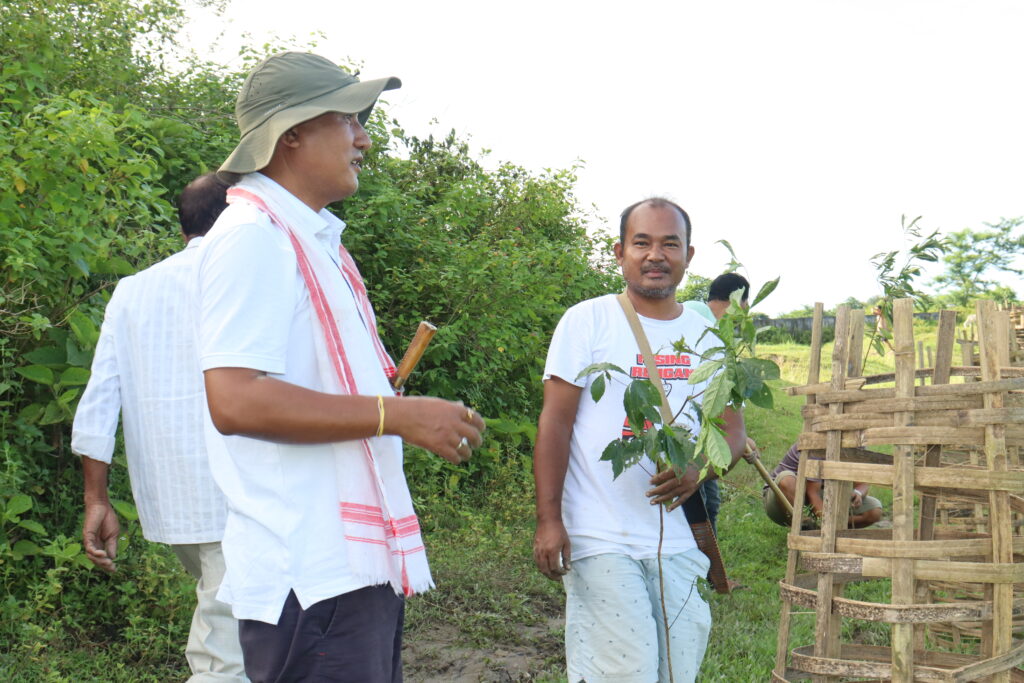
[240,173,347,247]
[184,235,204,250]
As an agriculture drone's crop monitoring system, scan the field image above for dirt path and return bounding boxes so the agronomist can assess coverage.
[404,617,565,682]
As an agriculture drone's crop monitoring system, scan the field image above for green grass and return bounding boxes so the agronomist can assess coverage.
[406,379,867,681]
[699,380,806,680]
[4,351,913,681]
[760,318,944,385]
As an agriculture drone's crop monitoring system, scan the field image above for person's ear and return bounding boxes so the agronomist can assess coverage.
[279,127,301,149]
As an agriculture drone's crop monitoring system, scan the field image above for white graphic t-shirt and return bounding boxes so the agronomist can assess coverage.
[544,294,716,561]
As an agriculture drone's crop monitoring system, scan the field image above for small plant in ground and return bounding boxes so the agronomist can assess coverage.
[866,215,947,362]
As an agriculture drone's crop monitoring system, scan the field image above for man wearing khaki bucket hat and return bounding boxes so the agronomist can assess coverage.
[194,52,485,682]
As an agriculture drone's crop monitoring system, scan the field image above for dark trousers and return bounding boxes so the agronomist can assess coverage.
[699,478,721,535]
[239,586,404,683]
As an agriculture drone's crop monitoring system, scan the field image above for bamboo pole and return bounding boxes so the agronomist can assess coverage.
[848,309,865,379]
[813,305,851,682]
[890,298,916,681]
[917,339,926,385]
[744,442,793,517]
[979,300,1013,683]
[915,309,957,651]
[775,302,825,679]
[917,310,957,540]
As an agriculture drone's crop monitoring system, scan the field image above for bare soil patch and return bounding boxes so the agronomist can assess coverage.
[404,617,565,682]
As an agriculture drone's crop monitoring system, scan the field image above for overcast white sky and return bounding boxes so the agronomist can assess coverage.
[183,0,1024,315]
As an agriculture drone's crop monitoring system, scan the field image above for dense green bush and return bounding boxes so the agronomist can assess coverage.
[345,124,617,417]
[0,0,618,668]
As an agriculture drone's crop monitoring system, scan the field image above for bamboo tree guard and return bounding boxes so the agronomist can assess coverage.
[772,299,1024,682]
[926,308,1024,650]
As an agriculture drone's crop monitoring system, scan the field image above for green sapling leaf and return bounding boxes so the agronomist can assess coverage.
[704,424,732,470]
[732,362,753,398]
[716,239,738,261]
[687,359,722,385]
[623,381,648,432]
[748,382,775,409]
[661,427,695,472]
[643,425,661,462]
[701,373,734,420]
[715,314,735,345]
[751,276,780,308]
[741,317,757,345]
[590,373,606,403]
[600,440,625,479]
[576,362,626,383]
[642,404,662,426]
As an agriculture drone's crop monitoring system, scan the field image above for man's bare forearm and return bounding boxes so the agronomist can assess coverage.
[205,368,386,443]
[82,456,110,504]
[203,367,484,462]
[533,378,582,523]
[534,421,572,523]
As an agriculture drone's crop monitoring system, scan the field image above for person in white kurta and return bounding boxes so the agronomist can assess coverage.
[72,173,247,682]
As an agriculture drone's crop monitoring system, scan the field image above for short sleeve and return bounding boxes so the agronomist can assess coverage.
[196,214,297,374]
[543,304,594,388]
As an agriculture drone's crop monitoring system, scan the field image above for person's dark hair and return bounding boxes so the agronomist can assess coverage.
[178,172,230,238]
[618,197,691,246]
[708,272,750,303]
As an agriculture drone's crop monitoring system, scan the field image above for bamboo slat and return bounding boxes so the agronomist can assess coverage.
[801,460,1024,493]
[813,305,852,681]
[787,532,1024,559]
[775,302,825,680]
[773,301,1024,682]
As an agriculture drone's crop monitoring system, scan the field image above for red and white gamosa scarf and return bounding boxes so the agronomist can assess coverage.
[227,176,433,597]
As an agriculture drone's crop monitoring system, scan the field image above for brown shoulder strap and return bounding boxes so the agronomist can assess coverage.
[614,291,732,594]
[615,292,673,425]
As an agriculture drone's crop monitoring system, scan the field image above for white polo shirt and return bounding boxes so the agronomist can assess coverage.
[195,173,395,624]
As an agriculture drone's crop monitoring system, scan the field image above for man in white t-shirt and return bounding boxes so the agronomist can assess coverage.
[533,197,747,683]
[197,52,484,682]
[73,173,247,681]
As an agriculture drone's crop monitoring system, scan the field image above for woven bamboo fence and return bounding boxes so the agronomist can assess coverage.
[960,305,1024,369]
[772,299,1024,682]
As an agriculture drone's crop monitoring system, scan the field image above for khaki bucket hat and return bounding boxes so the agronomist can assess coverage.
[218,51,401,180]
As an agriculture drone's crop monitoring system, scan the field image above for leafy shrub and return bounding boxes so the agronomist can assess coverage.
[342,124,618,419]
[0,0,619,670]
